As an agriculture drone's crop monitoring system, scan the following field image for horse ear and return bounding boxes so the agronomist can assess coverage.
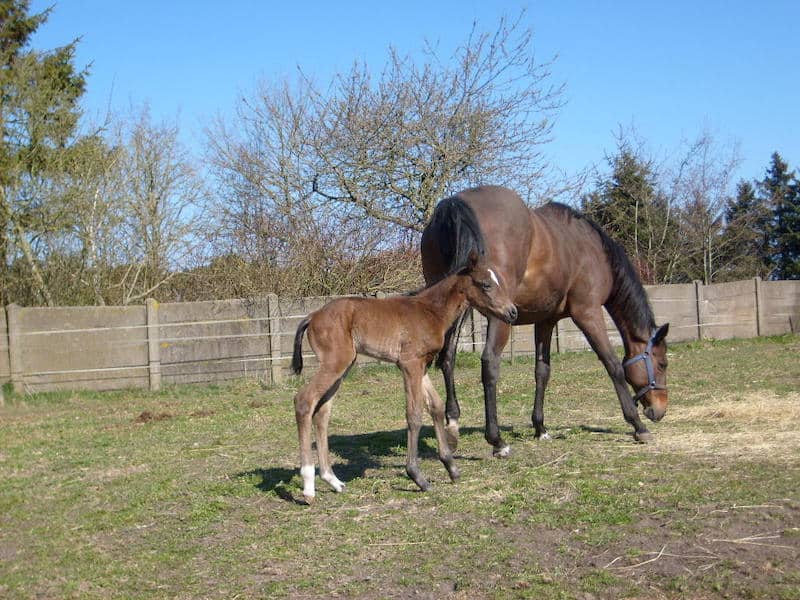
[653,323,669,344]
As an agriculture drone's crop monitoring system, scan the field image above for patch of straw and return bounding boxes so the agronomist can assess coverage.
[653,392,800,462]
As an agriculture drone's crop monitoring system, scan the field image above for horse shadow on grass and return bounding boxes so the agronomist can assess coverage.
[237,424,503,504]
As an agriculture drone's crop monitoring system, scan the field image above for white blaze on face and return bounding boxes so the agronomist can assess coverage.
[488,268,500,287]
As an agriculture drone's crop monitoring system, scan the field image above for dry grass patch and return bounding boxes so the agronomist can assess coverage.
[656,391,800,462]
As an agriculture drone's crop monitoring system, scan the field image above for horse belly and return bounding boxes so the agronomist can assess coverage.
[353,323,404,363]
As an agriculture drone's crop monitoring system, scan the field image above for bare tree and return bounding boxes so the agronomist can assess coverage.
[112,106,209,304]
[669,132,741,284]
[307,14,564,231]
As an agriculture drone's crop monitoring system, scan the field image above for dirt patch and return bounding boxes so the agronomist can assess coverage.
[133,410,173,424]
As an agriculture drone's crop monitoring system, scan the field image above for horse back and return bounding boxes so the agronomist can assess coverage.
[421,185,533,288]
[513,203,613,321]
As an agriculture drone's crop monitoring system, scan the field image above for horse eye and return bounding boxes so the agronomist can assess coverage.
[480,281,492,291]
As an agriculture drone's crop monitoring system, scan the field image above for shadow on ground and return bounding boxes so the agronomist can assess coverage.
[236,424,504,503]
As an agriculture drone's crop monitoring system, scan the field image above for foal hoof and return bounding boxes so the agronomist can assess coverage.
[445,420,460,451]
[634,430,654,444]
[447,464,461,482]
[492,444,512,458]
[302,494,315,505]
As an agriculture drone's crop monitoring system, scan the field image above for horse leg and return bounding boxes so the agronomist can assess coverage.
[401,361,430,491]
[570,309,651,442]
[294,356,353,503]
[439,311,467,450]
[422,374,460,482]
[313,379,345,493]
[532,321,556,440]
[482,317,512,457]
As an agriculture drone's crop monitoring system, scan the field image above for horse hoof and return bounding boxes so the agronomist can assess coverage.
[493,444,511,458]
[634,431,654,443]
[445,421,460,451]
[536,432,552,441]
[302,494,315,505]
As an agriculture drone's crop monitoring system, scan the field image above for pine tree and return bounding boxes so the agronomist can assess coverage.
[0,0,88,304]
[719,180,772,279]
[582,149,675,283]
[760,152,800,280]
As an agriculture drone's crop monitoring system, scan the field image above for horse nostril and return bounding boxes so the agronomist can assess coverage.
[507,306,518,322]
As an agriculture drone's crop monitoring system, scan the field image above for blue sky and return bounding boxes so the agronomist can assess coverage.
[31,1,800,186]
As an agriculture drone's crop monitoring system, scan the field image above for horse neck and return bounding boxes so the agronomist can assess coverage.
[418,274,469,326]
[606,305,653,358]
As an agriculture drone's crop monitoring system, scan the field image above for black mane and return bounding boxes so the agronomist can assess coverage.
[427,196,486,275]
[548,202,656,336]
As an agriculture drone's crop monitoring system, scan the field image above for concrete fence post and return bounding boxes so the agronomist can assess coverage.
[754,277,763,337]
[554,320,561,354]
[693,280,704,340]
[146,298,162,392]
[6,303,23,394]
[267,294,283,384]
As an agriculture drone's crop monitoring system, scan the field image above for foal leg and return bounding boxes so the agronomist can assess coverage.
[401,361,431,491]
[294,356,353,502]
[422,374,459,482]
[439,311,467,450]
[570,309,651,442]
[313,382,345,493]
[532,321,556,440]
[482,317,512,457]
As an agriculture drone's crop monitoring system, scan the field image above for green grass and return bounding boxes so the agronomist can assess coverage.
[1,335,799,599]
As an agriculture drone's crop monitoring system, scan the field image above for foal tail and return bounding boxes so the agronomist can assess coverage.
[291,316,312,375]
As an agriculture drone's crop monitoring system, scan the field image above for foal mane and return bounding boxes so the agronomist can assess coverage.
[428,195,486,275]
[549,203,656,337]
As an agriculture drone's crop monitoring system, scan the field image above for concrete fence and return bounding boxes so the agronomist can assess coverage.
[1,278,798,395]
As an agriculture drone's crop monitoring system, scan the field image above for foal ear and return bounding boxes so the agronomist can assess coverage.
[653,323,669,344]
[466,249,480,270]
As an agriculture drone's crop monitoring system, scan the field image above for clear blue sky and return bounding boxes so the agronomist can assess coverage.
[31,0,800,187]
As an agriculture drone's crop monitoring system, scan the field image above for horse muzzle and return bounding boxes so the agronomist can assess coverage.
[643,395,667,422]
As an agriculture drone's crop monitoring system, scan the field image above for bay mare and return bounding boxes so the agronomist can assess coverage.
[291,250,517,503]
[420,185,670,456]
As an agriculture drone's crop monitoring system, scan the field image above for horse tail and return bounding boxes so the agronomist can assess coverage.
[425,195,486,369]
[291,316,312,375]
[427,195,487,275]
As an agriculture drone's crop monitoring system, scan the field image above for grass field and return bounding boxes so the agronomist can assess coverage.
[1,335,799,599]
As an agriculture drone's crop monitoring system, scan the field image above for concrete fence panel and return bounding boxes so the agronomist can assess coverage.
[759,280,800,336]
[699,280,758,340]
[158,298,273,385]
[2,278,798,394]
[9,304,148,393]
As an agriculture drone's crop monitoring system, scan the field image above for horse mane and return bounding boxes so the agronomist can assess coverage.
[427,195,486,275]
[548,202,656,336]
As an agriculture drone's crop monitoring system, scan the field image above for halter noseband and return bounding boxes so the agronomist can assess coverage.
[623,330,666,405]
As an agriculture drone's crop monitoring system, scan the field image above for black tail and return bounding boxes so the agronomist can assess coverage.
[425,195,486,369]
[291,317,311,375]
[427,195,486,275]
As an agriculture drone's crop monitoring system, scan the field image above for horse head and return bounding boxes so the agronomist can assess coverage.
[624,323,669,422]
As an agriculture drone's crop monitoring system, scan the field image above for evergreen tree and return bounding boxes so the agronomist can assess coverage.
[0,0,88,305]
[760,152,800,279]
[719,180,773,279]
[582,149,676,283]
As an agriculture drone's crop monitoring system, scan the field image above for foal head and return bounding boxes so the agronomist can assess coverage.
[624,323,669,422]
[460,250,518,324]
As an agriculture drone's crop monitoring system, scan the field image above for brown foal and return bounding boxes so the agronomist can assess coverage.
[291,250,517,503]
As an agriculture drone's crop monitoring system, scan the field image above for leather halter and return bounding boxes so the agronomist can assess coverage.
[623,330,666,405]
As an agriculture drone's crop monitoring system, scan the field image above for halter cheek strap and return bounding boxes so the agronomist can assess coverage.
[623,330,666,405]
